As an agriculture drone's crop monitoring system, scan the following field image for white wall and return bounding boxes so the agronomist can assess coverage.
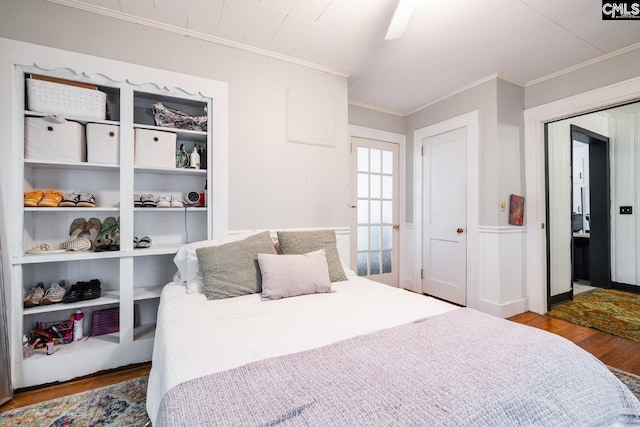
[0,0,349,232]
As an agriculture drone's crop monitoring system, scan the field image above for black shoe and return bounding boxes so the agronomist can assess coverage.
[83,279,102,300]
[62,281,85,303]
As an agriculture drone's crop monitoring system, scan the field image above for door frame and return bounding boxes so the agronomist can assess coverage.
[349,125,406,287]
[524,75,640,314]
[413,110,480,304]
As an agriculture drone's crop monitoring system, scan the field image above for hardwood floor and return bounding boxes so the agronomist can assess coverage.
[2,312,640,412]
[0,362,150,412]
[509,312,640,376]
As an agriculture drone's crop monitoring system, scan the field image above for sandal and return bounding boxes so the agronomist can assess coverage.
[24,190,44,207]
[37,190,64,207]
[69,218,87,240]
[84,217,102,249]
[95,216,118,251]
[135,236,152,249]
[59,238,92,251]
[77,192,96,208]
[59,191,79,207]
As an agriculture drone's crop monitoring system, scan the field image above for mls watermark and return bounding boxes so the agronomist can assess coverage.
[602,1,640,19]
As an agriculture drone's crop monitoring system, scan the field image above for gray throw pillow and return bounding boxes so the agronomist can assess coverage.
[277,230,348,282]
[196,231,277,300]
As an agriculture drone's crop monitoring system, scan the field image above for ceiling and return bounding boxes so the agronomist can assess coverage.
[52,0,640,115]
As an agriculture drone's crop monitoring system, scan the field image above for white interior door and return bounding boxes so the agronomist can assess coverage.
[422,127,467,305]
[350,137,400,286]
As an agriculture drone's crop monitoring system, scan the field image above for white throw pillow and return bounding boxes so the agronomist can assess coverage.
[174,231,264,294]
[258,249,333,300]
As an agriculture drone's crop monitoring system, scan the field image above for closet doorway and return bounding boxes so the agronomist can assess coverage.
[546,103,640,310]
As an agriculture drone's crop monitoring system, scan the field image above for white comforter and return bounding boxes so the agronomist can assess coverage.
[146,276,458,423]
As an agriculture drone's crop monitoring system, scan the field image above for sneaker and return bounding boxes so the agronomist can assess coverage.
[170,195,185,208]
[24,282,45,308]
[140,194,157,207]
[62,281,85,303]
[134,194,142,208]
[82,279,102,300]
[41,280,67,305]
[156,194,171,208]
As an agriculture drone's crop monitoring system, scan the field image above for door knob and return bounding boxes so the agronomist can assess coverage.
[456,228,464,234]
[392,224,400,230]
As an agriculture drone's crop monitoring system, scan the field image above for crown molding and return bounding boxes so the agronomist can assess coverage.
[347,100,405,117]
[46,0,350,78]
[526,42,640,87]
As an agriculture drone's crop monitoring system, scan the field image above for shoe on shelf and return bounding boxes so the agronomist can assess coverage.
[59,191,79,207]
[141,194,157,207]
[59,238,92,251]
[62,281,85,303]
[41,280,67,305]
[77,192,96,208]
[156,194,171,208]
[135,236,152,249]
[69,218,87,240]
[85,217,102,249]
[82,279,102,300]
[134,194,142,208]
[37,190,64,207]
[24,190,44,207]
[170,195,185,208]
[24,282,45,308]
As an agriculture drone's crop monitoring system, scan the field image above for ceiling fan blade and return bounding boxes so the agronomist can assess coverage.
[385,0,416,40]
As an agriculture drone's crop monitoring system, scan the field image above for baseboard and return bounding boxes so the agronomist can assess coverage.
[549,291,572,307]
[475,298,528,319]
[611,282,640,295]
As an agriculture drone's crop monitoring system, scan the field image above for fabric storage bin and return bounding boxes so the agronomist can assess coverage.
[87,123,119,164]
[134,128,176,168]
[26,78,107,120]
[24,116,86,162]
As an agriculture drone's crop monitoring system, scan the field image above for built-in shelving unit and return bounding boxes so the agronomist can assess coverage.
[0,38,228,388]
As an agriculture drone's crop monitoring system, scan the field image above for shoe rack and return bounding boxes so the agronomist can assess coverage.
[0,39,228,388]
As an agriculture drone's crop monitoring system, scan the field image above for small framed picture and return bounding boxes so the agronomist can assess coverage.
[509,194,524,226]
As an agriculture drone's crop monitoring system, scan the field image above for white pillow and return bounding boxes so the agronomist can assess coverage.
[258,249,332,300]
[174,231,264,294]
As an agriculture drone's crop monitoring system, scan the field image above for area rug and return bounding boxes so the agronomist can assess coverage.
[610,366,640,401]
[547,288,640,343]
[0,375,149,426]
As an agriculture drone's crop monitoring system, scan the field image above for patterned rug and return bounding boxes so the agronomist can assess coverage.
[547,288,640,343]
[610,366,640,401]
[0,369,637,424]
[0,375,149,426]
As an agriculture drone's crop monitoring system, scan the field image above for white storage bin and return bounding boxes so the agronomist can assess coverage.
[87,123,119,164]
[134,128,176,168]
[26,78,107,120]
[24,116,86,162]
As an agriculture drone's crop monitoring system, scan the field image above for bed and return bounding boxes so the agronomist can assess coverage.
[146,231,640,426]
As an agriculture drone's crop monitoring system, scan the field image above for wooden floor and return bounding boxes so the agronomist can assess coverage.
[2,312,640,412]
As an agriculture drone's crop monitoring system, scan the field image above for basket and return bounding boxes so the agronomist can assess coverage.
[26,78,107,120]
[90,307,120,336]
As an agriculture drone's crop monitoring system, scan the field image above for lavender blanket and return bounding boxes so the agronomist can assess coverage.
[156,308,640,426]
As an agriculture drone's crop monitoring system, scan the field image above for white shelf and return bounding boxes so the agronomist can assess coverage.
[24,207,119,212]
[24,332,119,361]
[22,291,120,315]
[134,323,156,341]
[24,159,119,171]
[134,165,206,175]
[134,207,207,212]
[134,123,206,140]
[24,110,120,127]
[15,250,123,265]
[134,285,163,300]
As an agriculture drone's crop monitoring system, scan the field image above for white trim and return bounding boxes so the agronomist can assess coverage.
[45,0,349,79]
[524,75,640,314]
[413,110,480,307]
[405,74,523,117]
[348,101,405,117]
[349,125,407,287]
[478,226,529,234]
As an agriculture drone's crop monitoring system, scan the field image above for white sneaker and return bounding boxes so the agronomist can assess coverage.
[156,194,171,208]
[170,195,185,208]
[41,280,66,305]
